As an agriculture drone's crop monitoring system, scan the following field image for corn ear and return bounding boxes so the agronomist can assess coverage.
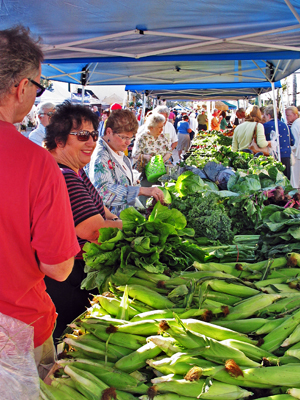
[50,380,87,399]
[115,341,162,373]
[214,318,266,334]
[205,290,242,306]
[147,335,181,356]
[281,324,300,347]
[146,352,218,375]
[251,395,296,400]
[64,364,108,400]
[115,319,161,336]
[206,279,260,298]
[40,379,80,400]
[78,321,146,350]
[257,296,300,316]
[118,284,174,309]
[64,333,132,361]
[261,309,300,352]
[171,318,257,344]
[97,295,138,319]
[220,339,278,364]
[255,316,289,335]
[130,308,204,322]
[150,376,253,399]
[59,358,148,394]
[222,293,281,321]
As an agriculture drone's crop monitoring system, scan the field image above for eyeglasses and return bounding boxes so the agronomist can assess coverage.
[14,78,46,97]
[70,130,99,142]
[40,111,55,118]
[28,78,46,97]
[115,134,133,142]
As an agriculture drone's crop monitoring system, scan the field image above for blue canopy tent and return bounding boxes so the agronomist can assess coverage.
[0,0,299,87]
[124,82,282,101]
[1,0,300,159]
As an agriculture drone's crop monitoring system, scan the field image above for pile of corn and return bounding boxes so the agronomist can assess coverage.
[40,253,300,400]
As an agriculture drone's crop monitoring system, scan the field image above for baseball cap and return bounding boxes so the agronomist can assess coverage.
[110,103,122,110]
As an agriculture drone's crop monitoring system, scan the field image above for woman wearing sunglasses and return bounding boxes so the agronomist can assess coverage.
[88,109,165,216]
[43,102,122,343]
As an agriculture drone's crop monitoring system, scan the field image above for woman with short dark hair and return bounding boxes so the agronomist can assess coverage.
[44,101,122,342]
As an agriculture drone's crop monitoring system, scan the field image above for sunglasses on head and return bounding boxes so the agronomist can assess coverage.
[69,130,99,142]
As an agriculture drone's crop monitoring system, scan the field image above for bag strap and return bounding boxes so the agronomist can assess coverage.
[252,122,258,142]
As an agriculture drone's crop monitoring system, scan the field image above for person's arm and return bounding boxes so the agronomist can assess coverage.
[171,141,178,150]
[231,130,238,152]
[256,123,269,148]
[138,186,165,203]
[76,214,122,244]
[104,205,120,221]
[39,258,75,282]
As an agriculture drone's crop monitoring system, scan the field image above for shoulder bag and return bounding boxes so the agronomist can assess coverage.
[248,123,270,156]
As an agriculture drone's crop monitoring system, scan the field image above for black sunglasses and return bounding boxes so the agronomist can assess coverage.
[28,78,46,97]
[14,78,46,97]
[69,130,99,142]
[40,111,55,117]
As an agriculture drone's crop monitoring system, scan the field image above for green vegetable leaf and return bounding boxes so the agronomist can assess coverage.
[120,207,146,232]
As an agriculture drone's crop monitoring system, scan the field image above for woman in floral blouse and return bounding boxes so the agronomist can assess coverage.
[132,113,172,167]
[88,109,165,216]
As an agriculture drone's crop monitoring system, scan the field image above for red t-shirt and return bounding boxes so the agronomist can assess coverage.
[0,121,80,347]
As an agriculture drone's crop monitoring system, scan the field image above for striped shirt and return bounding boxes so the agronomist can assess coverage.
[58,164,106,248]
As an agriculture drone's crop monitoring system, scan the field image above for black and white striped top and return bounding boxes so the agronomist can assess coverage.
[58,163,106,248]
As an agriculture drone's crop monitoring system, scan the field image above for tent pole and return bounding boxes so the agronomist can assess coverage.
[271,81,281,162]
[141,93,147,125]
[82,85,85,105]
[258,95,261,107]
[279,87,287,124]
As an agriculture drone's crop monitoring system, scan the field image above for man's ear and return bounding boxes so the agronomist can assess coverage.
[16,78,29,103]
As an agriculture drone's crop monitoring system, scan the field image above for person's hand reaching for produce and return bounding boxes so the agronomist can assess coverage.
[139,186,165,204]
[143,154,152,162]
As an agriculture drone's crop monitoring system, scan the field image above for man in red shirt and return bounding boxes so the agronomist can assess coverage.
[0,26,80,378]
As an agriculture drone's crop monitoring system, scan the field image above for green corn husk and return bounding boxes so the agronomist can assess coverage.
[78,321,146,350]
[183,333,259,367]
[173,318,257,344]
[130,308,205,322]
[97,295,139,319]
[214,318,266,334]
[63,333,132,361]
[150,375,253,399]
[116,389,138,400]
[134,270,170,283]
[220,339,278,364]
[193,261,245,277]
[40,379,83,400]
[255,278,290,288]
[147,336,180,356]
[114,319,161,336]
[204,291,242,306]
[257,296,300,316]
[235,364,300,387]
[64,364,108,400]
[261,309,300,352]
[268,269,300,279]
[118,284,175,309]
[255,316,289,335]
[221,293,281,321]
[58,358,148,394]
[50,380,87,399]
[263,284,300,294]
[278,355,300,364]
[287,252,300,267]
[115,341,162,373]
[206,279,260,298]
[201,366,273,389]
[164,271,236,287]
[147,352,218,375]
[282,324,300,347]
